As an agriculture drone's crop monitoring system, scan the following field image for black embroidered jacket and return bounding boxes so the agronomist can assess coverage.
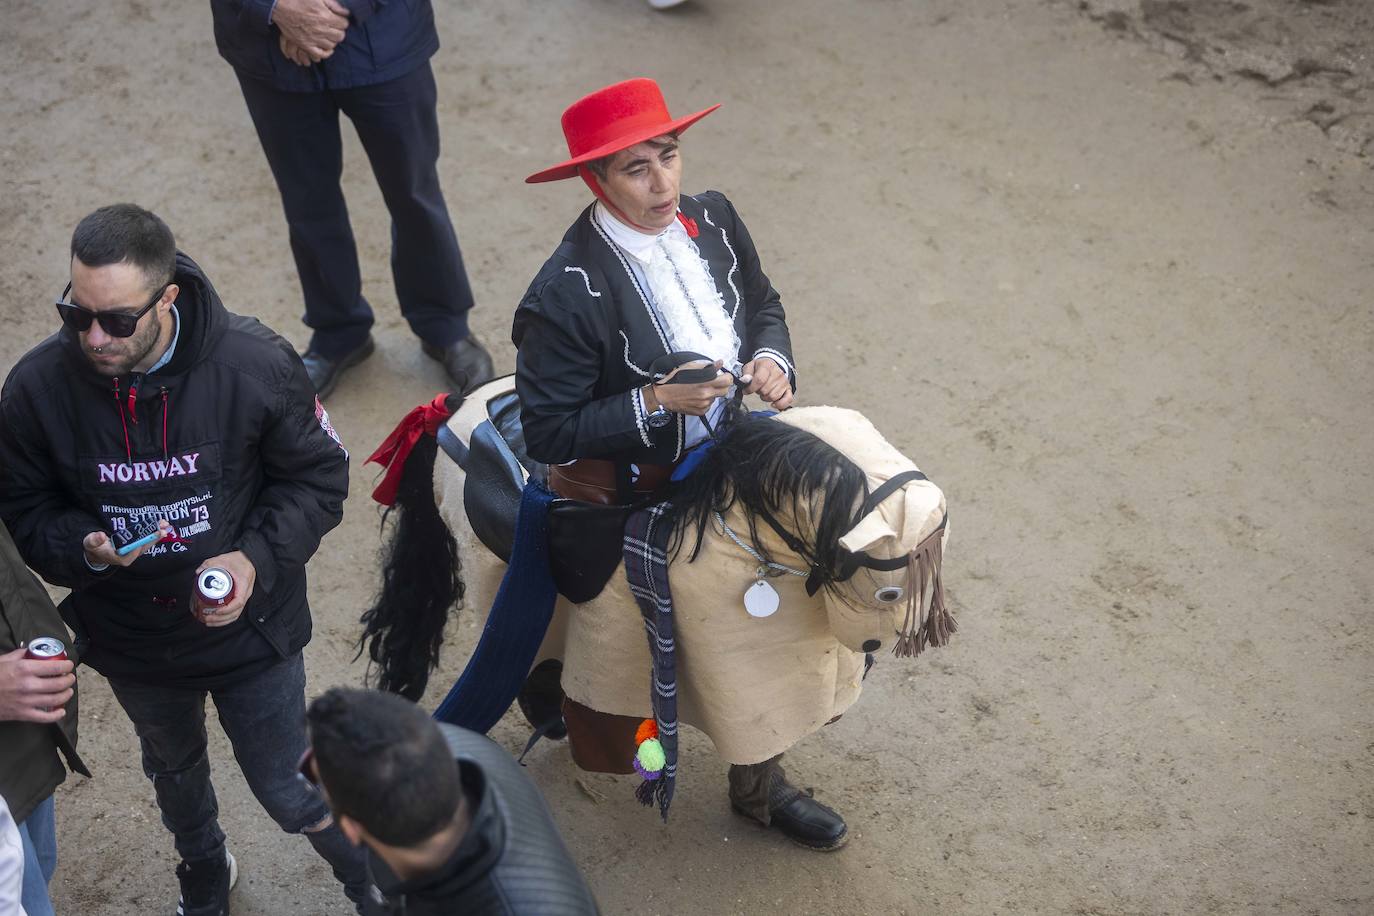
[512,191,795,466]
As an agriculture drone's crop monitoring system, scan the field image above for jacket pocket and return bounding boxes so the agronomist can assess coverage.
[244,570,306,658]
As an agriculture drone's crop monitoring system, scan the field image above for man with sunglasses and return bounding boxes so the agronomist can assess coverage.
[0,204,368,915]
[301,688,599,915]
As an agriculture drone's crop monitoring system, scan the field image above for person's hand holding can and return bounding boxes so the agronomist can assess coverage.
[192,551,257,627]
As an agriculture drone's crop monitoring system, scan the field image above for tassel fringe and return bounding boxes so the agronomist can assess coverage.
[635,776,672,820]
[892,521,955,658]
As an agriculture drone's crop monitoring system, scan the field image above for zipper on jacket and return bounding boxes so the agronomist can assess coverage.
[112,377,132,463]
[126,373,143,425]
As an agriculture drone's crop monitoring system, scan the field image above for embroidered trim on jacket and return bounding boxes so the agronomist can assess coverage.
[591,218,672,353]
[701,207,742,321]
[751,347,794,381]
[619,331,653,378]
[632,388,653,448]
[563,266,602,298]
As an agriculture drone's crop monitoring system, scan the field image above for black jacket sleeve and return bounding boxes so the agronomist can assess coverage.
[0,386,113,591]
[714,193,795,389]
[232,344,349,596]
[513,273,670,466]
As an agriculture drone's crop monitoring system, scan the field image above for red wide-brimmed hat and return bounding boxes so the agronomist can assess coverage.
[526,78,719,184]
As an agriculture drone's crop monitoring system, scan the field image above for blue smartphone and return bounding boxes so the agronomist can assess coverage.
[112,518,163,557]
[115,530,162,557]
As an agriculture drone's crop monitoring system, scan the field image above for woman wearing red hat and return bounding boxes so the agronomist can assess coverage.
[516,77,795,480]
[513,79,846,850]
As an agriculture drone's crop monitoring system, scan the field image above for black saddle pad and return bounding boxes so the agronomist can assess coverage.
[455,391,546,563]
[444,388,627,604]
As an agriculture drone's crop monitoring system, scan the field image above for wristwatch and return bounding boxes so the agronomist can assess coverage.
[647,403,673,429]
[644,384,673,429]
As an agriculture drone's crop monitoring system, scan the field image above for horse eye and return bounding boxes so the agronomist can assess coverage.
[874,586,904,603]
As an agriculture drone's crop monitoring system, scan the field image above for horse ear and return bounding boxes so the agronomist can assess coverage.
[838,480,945,556]
[900,481,947,546]
[838,508,899,555]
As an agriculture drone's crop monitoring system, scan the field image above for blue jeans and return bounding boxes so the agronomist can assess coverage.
[108,653,367,904]
[18,795,56,916]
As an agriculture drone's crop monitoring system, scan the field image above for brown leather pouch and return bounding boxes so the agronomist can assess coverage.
[547,459,675,505]
[548,462,619,506]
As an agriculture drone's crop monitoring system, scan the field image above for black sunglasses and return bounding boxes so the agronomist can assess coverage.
[56,281,167,338]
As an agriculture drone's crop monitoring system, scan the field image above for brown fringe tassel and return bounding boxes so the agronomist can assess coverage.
[892,522,955,658]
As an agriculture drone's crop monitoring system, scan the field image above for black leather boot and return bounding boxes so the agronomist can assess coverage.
[422,334,495,393]
[728,754,848,850]
[299,336,375,399]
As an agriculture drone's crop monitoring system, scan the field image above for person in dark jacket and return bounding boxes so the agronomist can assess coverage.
[209,0,495,398]
[0,204,367,916]
[514,78,796,474]
[302,688,599,915]
[0,518,91,916]
[512,79,847,851]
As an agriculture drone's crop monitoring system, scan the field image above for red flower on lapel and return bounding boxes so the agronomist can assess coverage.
[677,213,699,238]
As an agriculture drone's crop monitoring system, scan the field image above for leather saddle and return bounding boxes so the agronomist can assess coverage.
[437,389,543,565]
[436,388,635,604]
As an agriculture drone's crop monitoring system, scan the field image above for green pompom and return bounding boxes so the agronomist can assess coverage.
[636,737,666,773]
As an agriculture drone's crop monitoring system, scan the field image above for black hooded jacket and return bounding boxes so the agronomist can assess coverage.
[0,253,349,688]
[363,724,599,915]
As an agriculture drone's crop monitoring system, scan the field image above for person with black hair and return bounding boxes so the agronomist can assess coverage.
[0,203,367,915]
[303,688,599,915]
[512,79,847,851]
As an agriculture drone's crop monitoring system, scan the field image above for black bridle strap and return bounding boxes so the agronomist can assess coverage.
[748,468,931,596]
[866,511,947,568]
[854,470,926,520]
[837,469,931,572]
[754,501,811,559]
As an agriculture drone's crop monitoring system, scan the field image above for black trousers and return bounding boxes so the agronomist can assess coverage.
[237,62,475,358]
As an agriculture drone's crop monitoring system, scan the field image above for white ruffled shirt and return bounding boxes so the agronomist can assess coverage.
[595,202,785,448]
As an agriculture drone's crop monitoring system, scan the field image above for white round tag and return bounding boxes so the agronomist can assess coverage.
[744,579,780,618]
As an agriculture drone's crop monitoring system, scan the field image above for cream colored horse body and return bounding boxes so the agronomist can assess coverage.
[437,377,947,765]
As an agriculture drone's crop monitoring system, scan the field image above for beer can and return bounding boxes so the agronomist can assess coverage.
[194,567,236,620]
[24,636,68,662]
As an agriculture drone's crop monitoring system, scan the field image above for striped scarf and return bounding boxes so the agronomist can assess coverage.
[622,501,680,820]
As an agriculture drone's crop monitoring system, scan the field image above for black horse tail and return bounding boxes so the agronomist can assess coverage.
[357,396,465,701]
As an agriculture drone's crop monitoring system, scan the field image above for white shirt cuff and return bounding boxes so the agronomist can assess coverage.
[751,348,794,381]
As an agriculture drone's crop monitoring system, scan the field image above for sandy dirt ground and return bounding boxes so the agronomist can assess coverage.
[1,0,1371,913]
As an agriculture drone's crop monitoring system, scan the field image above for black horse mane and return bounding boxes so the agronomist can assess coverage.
[663,413,869,582]
[357,395,465,700]
[361,403,870,701]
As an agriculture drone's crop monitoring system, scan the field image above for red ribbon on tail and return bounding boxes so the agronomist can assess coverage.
[366,394,453,506]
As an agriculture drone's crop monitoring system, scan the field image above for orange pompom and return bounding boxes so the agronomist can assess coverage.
[635,718,658,745]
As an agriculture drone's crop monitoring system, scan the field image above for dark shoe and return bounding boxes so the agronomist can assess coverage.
[175,849,236,916]
[731,767,849,851]
[422,335,495,393]
[516,659,569,762]
[300,336,375,399]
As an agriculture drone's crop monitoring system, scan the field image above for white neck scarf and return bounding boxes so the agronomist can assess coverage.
[595,202,740,366]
